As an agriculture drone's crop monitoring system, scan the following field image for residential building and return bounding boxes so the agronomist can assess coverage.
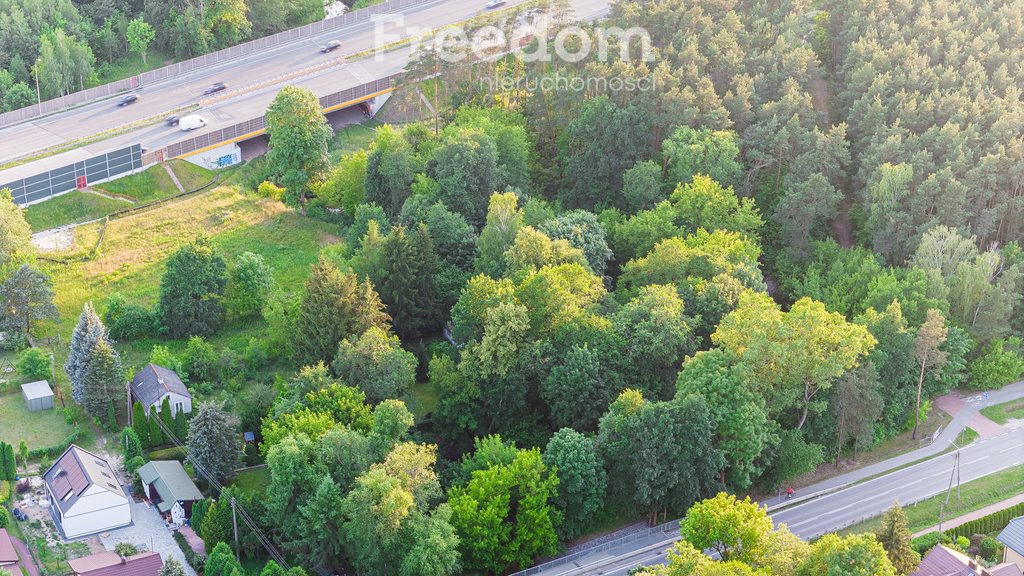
[68,551,162,576]
[912,544,1023,576]
[999,516,1024,571]
[130,364,192,417]
[137,460,203,526]
[43,445,131,539]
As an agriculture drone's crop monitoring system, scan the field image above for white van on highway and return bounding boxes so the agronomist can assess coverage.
[179,115,208,131]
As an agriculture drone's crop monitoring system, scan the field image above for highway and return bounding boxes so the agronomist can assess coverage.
[0,0,611,182]
[529,425,1024,576]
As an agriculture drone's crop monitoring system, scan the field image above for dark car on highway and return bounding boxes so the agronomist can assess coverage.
[165,115,181,126]
[321,40,342,53]
[203,82,228,95]
[117,94,139,106]
[485,0,506,8]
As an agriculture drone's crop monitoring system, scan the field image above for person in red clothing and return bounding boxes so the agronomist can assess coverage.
[787,486,795,499]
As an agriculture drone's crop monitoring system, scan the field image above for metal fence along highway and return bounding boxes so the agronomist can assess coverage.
[1,145,142,205]
[155,73,403,161]
[0,0,426,127]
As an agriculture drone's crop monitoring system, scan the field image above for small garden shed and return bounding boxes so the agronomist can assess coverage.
[21,380,54,411]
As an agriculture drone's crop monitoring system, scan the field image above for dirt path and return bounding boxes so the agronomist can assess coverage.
[11,535,41,576]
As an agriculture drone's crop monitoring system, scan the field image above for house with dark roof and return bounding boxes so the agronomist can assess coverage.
[999,516,1024,571]
[0,529,18,567]
[68,551,162,576]
[130,364,192,416]
[43,445,131,539]
[912,544,1024,576]
[137,460,203,526]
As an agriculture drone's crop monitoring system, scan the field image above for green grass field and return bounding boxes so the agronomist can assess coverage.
[231,466,271,496]
[25,162,215,231]
[96,160,214,202]
[95,50,172,84]
[329,120,380,162]
[36,186,338,365]
[980,399,1024,425]
[25,191,130,231]
[840,464,1024,535]
[0,391,75,451]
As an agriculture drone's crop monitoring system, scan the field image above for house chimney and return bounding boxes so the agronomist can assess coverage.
[967,559,978,571]
[119,555,127,565]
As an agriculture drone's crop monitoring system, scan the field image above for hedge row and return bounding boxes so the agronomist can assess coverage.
[173,530,206,573]
[27,426,81,459]
[945,502,1024,541]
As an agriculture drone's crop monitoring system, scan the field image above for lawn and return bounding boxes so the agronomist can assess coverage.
[0,391,75,452]
[36,186,338,358]
[25,161,215,231]
[231,466,271,497]
[96,160,214,202]
[25,191,130,231]
[403,380,440,421]
[839,464,1024,535]
[980,399,1024,425]
[328,120,380,162]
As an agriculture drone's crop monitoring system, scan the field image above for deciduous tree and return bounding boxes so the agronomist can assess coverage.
[265,86,332,210]
[912,310,947,439]
[157,238,227,338]
[542,428,606,540]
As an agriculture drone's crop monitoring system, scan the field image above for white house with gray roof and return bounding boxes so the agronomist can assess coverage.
[43,445,131,539]
[130,364,192,416]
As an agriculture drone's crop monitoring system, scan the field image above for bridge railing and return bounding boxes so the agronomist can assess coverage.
[0,0,426,128]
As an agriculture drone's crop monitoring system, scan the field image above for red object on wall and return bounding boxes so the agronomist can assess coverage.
[76,175,87,189]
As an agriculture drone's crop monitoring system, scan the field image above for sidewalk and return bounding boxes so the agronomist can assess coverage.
[913,493,1024,537]
[743,380,1024,511]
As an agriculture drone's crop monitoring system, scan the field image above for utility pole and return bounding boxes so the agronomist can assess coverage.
[231,497,240,563]
[938,443,962,532]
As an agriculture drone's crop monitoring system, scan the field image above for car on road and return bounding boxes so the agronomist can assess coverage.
[178,114,208,131]
[321,40,342,53]
[202,82,228,95]
[117,94,139,106]
[485,0,506,8]
[165,115,181,126]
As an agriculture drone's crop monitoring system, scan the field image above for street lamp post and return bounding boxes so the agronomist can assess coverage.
[34,59,42,114]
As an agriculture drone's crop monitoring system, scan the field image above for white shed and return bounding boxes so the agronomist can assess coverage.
[21,380,54,411]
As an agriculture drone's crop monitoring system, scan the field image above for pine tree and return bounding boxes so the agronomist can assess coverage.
[186,402,240,482]
[81,340,123,420]
[149,405,163,447]
[66,302,107,404]
[381,226,420,340]
[132,401,149,446]
[875,502,920,574]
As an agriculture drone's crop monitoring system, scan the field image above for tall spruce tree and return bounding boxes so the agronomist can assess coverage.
[412,223,440,334]
[187,402,241,482]
[381,226,420,340]
[81,340,123,420]
[875,502,920,575]
[66,302,108,404]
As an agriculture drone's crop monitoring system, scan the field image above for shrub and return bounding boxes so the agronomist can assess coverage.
[912,531,951,556]
[0,508,9,528]
[173,530,206,571]
[968,337,1024,390]
[15,479,29,494]
[980,536,1002,563]
[257,180,284,201]
[0,331,28,351]
[0,481,10,503]
[114,542,139,556]
[109,304,155,340]
[16,348,51,381]
[185,336,218,382]
[954,536,970,551]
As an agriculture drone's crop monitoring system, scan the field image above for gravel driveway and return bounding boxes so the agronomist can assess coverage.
[99,498,196,576]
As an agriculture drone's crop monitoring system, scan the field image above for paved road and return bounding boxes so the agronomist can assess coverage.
[0,0,611,182]
[525,382,1024,576]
